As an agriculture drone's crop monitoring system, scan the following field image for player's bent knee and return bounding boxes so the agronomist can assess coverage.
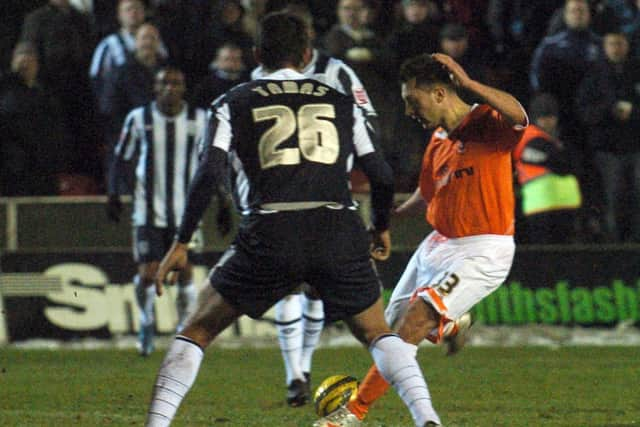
[180,285,240,348]
[345,299,393,345]
[395,299,440,344]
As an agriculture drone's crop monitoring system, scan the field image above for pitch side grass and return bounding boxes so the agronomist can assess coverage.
[0,346,637,426]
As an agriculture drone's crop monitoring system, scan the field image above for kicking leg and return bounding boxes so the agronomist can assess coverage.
[348,298,441,425]
[344,297,441,427]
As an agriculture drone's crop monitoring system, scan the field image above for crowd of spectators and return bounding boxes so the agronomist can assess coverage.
[1,0,639,243]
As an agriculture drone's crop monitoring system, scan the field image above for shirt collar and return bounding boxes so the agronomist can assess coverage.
[253,50,319,79]
[302,50,319,74]
[152,101,187,120]
[448,103,483,139]
[260,68,307,80]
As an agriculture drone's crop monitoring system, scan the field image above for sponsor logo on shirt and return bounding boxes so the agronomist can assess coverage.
[454,166,474,179]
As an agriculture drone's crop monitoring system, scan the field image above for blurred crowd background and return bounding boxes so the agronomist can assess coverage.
[1,0,639,244]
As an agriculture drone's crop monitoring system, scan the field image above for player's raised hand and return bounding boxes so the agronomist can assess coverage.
[432,53,472,89]
[370,229,391,261]
[155,241,189,296]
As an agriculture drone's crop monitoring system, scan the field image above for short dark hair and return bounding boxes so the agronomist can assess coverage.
[155,65,184,81]
[399,54,454,91]
[256,12,309,70]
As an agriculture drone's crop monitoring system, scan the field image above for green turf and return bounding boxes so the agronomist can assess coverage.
[0,346,638,426]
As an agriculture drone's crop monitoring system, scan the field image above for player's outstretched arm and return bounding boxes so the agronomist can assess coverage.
[394,187,425,217]
[351,104,394,260]
[358,151,393,261]
[159,143,228,297]
[174,147,226,243]
[432,53,528,127]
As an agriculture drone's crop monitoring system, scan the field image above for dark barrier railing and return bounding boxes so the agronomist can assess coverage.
[0,195,430,252]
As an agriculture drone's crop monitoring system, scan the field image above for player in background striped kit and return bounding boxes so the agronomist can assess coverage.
[106,66,231,356]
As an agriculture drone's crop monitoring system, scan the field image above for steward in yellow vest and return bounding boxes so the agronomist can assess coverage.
[513,124,582,243]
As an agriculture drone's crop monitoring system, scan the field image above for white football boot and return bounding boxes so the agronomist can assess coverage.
[443,312,473,356]
[313,405,362,427]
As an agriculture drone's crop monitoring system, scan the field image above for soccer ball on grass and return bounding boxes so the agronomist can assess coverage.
[313,374,359,417]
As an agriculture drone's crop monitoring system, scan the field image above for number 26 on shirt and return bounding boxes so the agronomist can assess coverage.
[252,103,339,169]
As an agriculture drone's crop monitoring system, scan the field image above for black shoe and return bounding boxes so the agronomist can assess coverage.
[303,372,312,400]
[303,372,311,393]
[287,379,310,407]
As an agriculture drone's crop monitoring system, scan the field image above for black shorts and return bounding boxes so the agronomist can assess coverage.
[208,207,381,323]
[133,226,175,263]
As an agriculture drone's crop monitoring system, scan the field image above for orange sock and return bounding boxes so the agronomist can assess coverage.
[347,365,390,420]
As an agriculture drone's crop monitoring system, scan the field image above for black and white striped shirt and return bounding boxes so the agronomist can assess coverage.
[112,102,206,227]
[90,31,134,81]
[210,69,377,215]
[175,68,394,243]
[89,30,168,81]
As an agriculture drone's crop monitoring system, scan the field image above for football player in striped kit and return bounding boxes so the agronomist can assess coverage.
[106,66,231,356]
[251,4,380,407]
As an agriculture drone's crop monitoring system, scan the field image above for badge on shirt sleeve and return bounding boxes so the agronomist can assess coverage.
[353,88,369,105]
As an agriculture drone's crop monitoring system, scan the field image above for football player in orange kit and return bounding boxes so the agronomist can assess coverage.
[314,52,528,427]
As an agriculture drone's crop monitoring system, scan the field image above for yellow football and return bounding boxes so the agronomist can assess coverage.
[313,374,359,417]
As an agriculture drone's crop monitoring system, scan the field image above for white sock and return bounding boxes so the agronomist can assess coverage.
[301,294,324,375]
[146,336,204,427]
[275,294,304,385]
[176,282,196,333]
[370,334,441,427]
[135,275,156,327]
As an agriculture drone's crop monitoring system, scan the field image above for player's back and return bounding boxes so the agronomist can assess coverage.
[217,71,364,212]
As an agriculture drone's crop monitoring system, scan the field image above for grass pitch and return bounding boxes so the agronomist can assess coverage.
[0,346,638,426]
